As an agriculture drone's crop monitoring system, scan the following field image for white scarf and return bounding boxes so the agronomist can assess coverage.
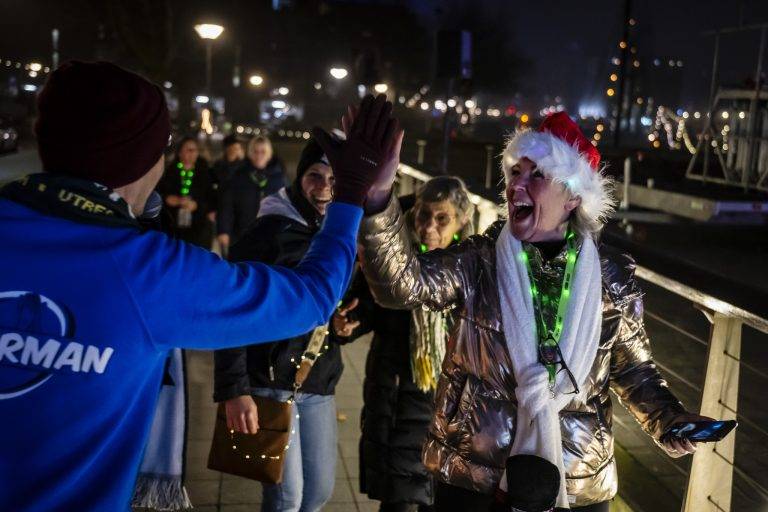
[495,222,602,509]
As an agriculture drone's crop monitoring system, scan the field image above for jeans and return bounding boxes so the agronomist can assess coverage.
[251,388,337,512]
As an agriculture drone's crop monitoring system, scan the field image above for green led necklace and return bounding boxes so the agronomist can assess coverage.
[176,161,195,196]
[521,226,578,388]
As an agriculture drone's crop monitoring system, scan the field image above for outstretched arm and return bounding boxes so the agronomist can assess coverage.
[358,195,472,311]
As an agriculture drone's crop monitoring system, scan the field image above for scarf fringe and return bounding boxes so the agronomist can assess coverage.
[410,307,448,392]
[131,473,193,510]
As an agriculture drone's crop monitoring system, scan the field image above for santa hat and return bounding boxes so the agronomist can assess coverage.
[502,112,614,226]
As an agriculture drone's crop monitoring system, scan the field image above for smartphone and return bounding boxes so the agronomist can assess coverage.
[663,420,737,443]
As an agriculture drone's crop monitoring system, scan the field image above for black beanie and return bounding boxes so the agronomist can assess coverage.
[505,455,560,511]
[35,61,171,189]
[223,134,240,148]
[294,137,328,183]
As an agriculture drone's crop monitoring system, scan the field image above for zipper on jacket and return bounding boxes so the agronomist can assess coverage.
[268,343,278,382]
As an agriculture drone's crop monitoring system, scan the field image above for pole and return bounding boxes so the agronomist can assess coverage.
[440,78,455,174]
[484,144,495,189]
[205,40,213,95]
[622,157,631,210]
[613,0,632,148]
[702,32,721,180]
[232,44,241,88]
[744,27,766,191]
[51,28,60,70]
[416,140,427,166]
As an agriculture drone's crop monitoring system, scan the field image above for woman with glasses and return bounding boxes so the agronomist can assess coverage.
[355,113,709,511]
[332,176,473,512]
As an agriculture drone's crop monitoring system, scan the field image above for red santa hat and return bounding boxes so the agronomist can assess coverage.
[502,112,614,226]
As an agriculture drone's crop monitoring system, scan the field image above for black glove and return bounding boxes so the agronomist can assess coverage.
[312,94,399,207]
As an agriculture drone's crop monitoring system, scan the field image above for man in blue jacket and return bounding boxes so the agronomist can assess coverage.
[0,61,402,511]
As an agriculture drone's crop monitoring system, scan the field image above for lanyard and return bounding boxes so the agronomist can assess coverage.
[177,162,195,196]
[521,227,578,385]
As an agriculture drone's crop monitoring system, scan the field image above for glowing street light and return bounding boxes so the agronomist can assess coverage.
[278,86,289,96]
[29,62,42,72]
[374,83,388,93]
[329,68,348,80]
[249,75,264,86]
[194,24,224,40]
[194,23,224,94]
[195,95,210,104]
[271,100,286,109]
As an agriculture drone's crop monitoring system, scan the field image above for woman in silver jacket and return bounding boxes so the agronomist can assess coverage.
[355,111,709,511]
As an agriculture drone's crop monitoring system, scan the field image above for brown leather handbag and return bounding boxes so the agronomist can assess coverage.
[207,324,328,484]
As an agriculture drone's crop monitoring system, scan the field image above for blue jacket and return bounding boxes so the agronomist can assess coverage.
[0,196,361,511]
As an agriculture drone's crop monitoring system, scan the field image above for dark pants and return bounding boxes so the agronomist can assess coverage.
[434,482,610,512]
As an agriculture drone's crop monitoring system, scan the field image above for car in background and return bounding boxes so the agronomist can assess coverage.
[0,117,19,154]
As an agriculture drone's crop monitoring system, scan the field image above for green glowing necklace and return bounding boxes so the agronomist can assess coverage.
[521,226,578,386]
[176,161,195,196]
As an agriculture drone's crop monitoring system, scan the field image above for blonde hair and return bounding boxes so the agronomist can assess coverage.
[247,135,273,161]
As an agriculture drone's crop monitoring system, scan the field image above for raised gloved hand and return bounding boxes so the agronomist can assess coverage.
[312,94,402,207]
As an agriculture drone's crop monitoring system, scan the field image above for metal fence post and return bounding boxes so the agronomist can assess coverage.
[416,140,427,166]
[682,312,742,512]
[485,144,495,189]
[622,157,631,210]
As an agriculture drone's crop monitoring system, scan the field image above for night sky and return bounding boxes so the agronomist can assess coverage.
[3,0,768,112]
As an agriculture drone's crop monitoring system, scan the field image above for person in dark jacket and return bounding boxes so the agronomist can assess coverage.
[209,134,245,225]
[216,134,287,250]
[157,136,215,247]
[211,133,245,188]
[214,138,345,512]
[332,177,474,512]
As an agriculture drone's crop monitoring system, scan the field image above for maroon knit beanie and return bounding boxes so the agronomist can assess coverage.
[35,61,171,189]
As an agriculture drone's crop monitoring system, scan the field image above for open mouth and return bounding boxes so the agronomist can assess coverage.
[512,200,534,221]
[313,197,332,207]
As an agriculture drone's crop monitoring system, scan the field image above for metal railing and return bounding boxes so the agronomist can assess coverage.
[394,162,768,512]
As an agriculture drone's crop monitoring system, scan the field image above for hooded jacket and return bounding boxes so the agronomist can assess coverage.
[214,188,347,399]
[0,174,360,511]
[357,196,688,507]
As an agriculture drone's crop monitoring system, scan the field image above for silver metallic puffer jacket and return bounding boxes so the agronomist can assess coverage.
[358,197,687,507]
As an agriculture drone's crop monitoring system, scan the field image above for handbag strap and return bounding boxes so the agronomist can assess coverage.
[290,323,329,399]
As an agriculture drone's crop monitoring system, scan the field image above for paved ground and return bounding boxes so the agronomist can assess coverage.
[181,337,635,512]
[182,336,396,512]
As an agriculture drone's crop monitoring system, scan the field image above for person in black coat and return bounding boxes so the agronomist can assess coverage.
[332,177,475,512]
[157,136,214,247]
[216,135,287,251]
[214,137,345,512]
[211,134,245,188]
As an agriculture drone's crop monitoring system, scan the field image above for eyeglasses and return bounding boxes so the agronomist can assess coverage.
[415,209,456,227]
[538,342,580,396]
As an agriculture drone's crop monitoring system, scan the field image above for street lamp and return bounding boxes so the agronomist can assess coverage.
[194,23,224,94]
[374,83,388,94]
[249,74,264,86]
[329,67,348,80]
